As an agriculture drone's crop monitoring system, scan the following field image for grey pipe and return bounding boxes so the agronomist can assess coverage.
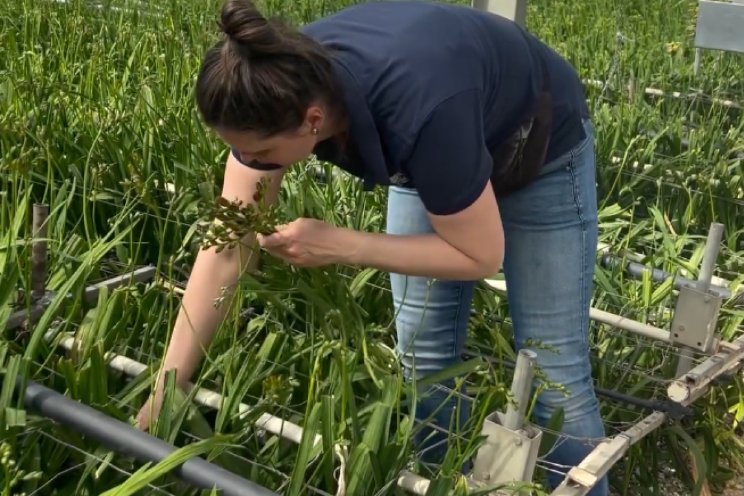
[599,254,731,299]
[16,377,277,496]
[696,223,725,293]
[503,348,537,431]
[7,266,156,330]
[31,203,49,302]
[677,223,725,375]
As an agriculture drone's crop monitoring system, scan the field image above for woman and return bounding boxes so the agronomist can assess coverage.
[137,0,607,494]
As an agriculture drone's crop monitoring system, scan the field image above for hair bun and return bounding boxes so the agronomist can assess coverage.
[219,0,283,56]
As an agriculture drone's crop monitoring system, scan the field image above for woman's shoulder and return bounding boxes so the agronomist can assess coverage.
[301,1,497,77]
[301,1,542,107]
[302,2,497,138]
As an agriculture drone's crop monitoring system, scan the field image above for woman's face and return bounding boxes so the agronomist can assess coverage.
[217,125,317,169]
[214,105,328,169]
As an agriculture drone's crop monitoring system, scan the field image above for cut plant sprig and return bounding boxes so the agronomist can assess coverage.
[199,177,285,253]
[3,0,744,494]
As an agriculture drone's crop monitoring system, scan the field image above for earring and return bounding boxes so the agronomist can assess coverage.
[312,127,318,135]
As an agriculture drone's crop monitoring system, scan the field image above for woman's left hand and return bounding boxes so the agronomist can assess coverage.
[256,218,351,268]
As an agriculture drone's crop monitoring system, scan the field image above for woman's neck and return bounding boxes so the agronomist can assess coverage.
[318,100,349,143]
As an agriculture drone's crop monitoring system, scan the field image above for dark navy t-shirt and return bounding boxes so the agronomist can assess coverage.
[233,1,589,216]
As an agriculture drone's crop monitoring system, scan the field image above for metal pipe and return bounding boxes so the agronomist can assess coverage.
[676,222,725,376]
[465,350,696,419]
[16,377,278,496]
[81,266,157,303]
[52,332,313,446]
[503,349,537,431]
[50,331,432,495]
[550,412,667,495]
[588,307,671,342]
[582,78,741,108]
[483,278,672,342]
[598,241,735,294]
[697,223,725,293]
[31,203,49,302]
[599,254,731,299]
[668,333,744,405]
[7,266,156,330]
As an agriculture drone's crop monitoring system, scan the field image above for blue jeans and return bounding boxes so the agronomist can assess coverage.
[386,119,608,495]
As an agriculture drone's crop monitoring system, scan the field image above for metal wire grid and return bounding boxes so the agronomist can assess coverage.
[3,290,733,493]
[4,144,743,493]
[14,235,733,468]
[3,155,742,305]
[30,277,710,494]
[5,0,742,493]
[15,354,335,496]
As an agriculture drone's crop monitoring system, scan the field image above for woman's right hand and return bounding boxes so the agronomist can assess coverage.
[135,388,164,432]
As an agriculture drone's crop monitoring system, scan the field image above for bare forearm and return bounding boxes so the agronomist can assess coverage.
[343,229,500,281]
[158,238,258,387]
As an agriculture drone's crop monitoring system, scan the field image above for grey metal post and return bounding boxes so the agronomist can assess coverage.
[696,223,725,293]
[31,203,49,302]
[693,0,744,75]
[470,348,542,488]
[674,222,724,376]
[7,266,156,330]
[503,349,538,430]
[472,0,527,26]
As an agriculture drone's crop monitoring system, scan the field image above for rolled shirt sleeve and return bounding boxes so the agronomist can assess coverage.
[402,89,493,216]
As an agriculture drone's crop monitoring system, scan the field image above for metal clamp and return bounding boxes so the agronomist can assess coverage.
[670,223,725,356]
[470,349,542,494]
[669,285,722,353]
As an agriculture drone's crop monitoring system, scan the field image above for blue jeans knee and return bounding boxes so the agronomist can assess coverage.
[385,184,475,465]
[385,119,608,496]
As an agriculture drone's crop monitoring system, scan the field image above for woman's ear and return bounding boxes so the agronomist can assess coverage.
[302,104,326,135]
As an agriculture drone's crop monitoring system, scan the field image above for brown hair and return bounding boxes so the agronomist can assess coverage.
[195,0,344,137]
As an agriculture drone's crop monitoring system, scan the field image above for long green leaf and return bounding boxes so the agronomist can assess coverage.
[99,435,232,496]
[287,400,322,496]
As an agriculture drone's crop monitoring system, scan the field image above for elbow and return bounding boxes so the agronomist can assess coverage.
[452,244,503,281]
[475,252,503,280]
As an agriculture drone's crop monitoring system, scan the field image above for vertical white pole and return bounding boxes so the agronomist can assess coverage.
[472,0,528,26]
[503,349,538,430]
[31,203,49,302]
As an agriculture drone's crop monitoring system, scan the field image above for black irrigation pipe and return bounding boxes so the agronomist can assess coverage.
[14,376,279,496]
